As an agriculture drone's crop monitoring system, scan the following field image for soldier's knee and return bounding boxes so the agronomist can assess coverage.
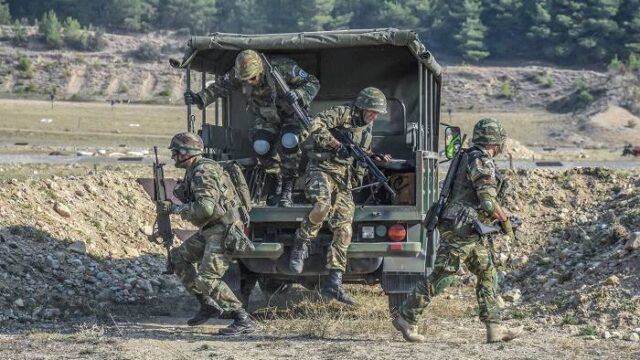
[194,276,222,295]
[333,225,352,245]
[170,248,188,269]
[309,201,331,224]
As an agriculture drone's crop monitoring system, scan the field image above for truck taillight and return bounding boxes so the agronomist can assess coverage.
[388,224,406,242]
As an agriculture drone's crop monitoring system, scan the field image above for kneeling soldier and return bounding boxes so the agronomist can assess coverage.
[157,132,254,335]
[289,87,390,305]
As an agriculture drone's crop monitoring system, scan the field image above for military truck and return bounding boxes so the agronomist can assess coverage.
[166,29,442,311]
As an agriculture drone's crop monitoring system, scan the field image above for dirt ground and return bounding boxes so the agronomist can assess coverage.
[1,286,638,360]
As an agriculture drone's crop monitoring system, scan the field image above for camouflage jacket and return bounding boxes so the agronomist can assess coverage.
[441,145,502,227]
[305,105,372,188]
[178,156,240,228]
[197,56,319,120]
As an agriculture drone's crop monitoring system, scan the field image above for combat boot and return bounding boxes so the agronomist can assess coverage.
[265,173,283,206]
[218,308,255,335]
[278,177,295,207]
[320,269,357,306]
[485,322,523,343]
[392,316,425,343]
[187,295,224,326]
[289,238,310,273]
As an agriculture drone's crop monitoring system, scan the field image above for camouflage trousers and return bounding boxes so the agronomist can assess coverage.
[254,114,305,178]
[399,225,501,325]
[171,223,242,312]
[296,170,355,272]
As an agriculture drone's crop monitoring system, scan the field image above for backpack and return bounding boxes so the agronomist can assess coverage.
[221,161,253,214]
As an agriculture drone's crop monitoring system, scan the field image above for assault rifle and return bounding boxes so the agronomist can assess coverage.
[330,128,396,198]
[152,146,174,274]
[260,54,311,129]
[424,135,467,235]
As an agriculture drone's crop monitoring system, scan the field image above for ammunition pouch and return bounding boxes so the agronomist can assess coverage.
[223,225,255,254]
[441,201,479,237]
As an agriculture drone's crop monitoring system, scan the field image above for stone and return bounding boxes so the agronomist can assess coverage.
[14,298,24,307]
[629,333,640,342]
[602,331,611,339]
[42,308,61,319]
[512,255,529,266]
[67,241,87,255]
[624,232,640,251]
[605,275,620,286]
[502,288,522,302]
[53,202,71,218]
[123,246,140,257]
[84,183,99,195]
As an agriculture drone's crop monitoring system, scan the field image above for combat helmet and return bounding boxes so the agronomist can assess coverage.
[354,87,387,114]
[235,50,264,81]
[168,132,204,155]
[472,118,507,148]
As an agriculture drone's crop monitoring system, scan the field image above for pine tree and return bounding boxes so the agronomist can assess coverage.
[452,0,490,61]
[0,0,11,25]
[615,0,640,55]
[39,10,63,49]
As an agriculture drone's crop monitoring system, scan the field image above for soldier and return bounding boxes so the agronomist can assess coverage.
[288,87,391,305]
[184,49,320,207]
[157,132,254,335]
[392,118,523,343]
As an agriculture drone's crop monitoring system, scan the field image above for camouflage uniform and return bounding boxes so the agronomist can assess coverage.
[296,105,373,271]
[394,119,522,343]
[170,156,245,313]
[196,55,320,178]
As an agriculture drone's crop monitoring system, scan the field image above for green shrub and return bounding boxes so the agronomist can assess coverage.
[12,18,28,46]
[578,326,597,336]
[118,83,129,93]
[38,10,63,49]
[129,42,161,62]
[498,80,513,99]
[0,0,11,25]
[86,29,106,51]
[608,54,623,72]
[17,56,31,72]
[64,17,89,50]
[157,89,171,96]
[628,53,640,71]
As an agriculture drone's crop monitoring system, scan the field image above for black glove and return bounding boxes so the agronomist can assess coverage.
[335,143,350,159]
[183,90,203,107]
[284,89,300,104]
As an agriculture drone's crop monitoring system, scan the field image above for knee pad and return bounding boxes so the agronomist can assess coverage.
[280,125,301,155]
[309,202,331,224]
[252,129,276,156]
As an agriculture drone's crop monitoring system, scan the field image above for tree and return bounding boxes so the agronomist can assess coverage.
[39,10,63,48]
[0,0,11,25]
[157,0,217,33]
[64,16,89,49]
[481,0,525,57]
[615,0,640,55]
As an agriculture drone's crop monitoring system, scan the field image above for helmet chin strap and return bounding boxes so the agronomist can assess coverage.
[175,153,200,167]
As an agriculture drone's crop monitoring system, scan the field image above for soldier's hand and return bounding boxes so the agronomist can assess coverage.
[372,153,393,162]
[156,200,176,215]
[284,89,300,104]
[335,143,350,159]
[183,91,203,107]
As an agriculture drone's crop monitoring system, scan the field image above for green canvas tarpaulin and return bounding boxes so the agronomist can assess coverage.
[170,28,441,77]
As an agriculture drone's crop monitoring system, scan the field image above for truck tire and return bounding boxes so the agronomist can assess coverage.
[387,293,409,313]
[258,278,292,298]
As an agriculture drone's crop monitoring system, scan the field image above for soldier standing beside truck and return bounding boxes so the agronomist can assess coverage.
[156,132,255,335]
[392,118,523,343]
[184,49,320,207]
[289,87,391,305]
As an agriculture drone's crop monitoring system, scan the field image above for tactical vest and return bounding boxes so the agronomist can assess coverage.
[181,157,245,227]
[440,147,489,236]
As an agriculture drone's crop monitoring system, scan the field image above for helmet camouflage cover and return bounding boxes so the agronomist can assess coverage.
[169,132,204,155]
[235,50,264,81]
[472,118,507,146]
[354,87,387,114]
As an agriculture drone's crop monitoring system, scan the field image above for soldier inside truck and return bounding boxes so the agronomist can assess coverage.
[198,45,421,207]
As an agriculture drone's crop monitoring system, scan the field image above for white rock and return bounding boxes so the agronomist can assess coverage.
[602,331,611,339]
[97,149,107,155]
[76,151,94,157]
[14,298,24,307]
[624,232,640,251]
[503,288,522,302]
[53,202,71,218]
[628,333,639,342]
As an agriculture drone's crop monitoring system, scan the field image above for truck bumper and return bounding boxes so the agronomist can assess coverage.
[233,241,422,259]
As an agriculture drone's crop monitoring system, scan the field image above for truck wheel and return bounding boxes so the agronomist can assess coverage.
[258,278,292,298]
[387,293,409,313]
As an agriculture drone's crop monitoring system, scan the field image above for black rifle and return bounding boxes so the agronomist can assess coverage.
[424,135,467,235]
[260,54,311,129]
[331,128,396,198]
[152,146,174,274]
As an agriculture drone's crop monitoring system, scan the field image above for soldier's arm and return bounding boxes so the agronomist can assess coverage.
[196,70,241,109]
[352,128,373,187]
[308,106,347,149]
[176,166,224,224]
[279,59,320,107]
